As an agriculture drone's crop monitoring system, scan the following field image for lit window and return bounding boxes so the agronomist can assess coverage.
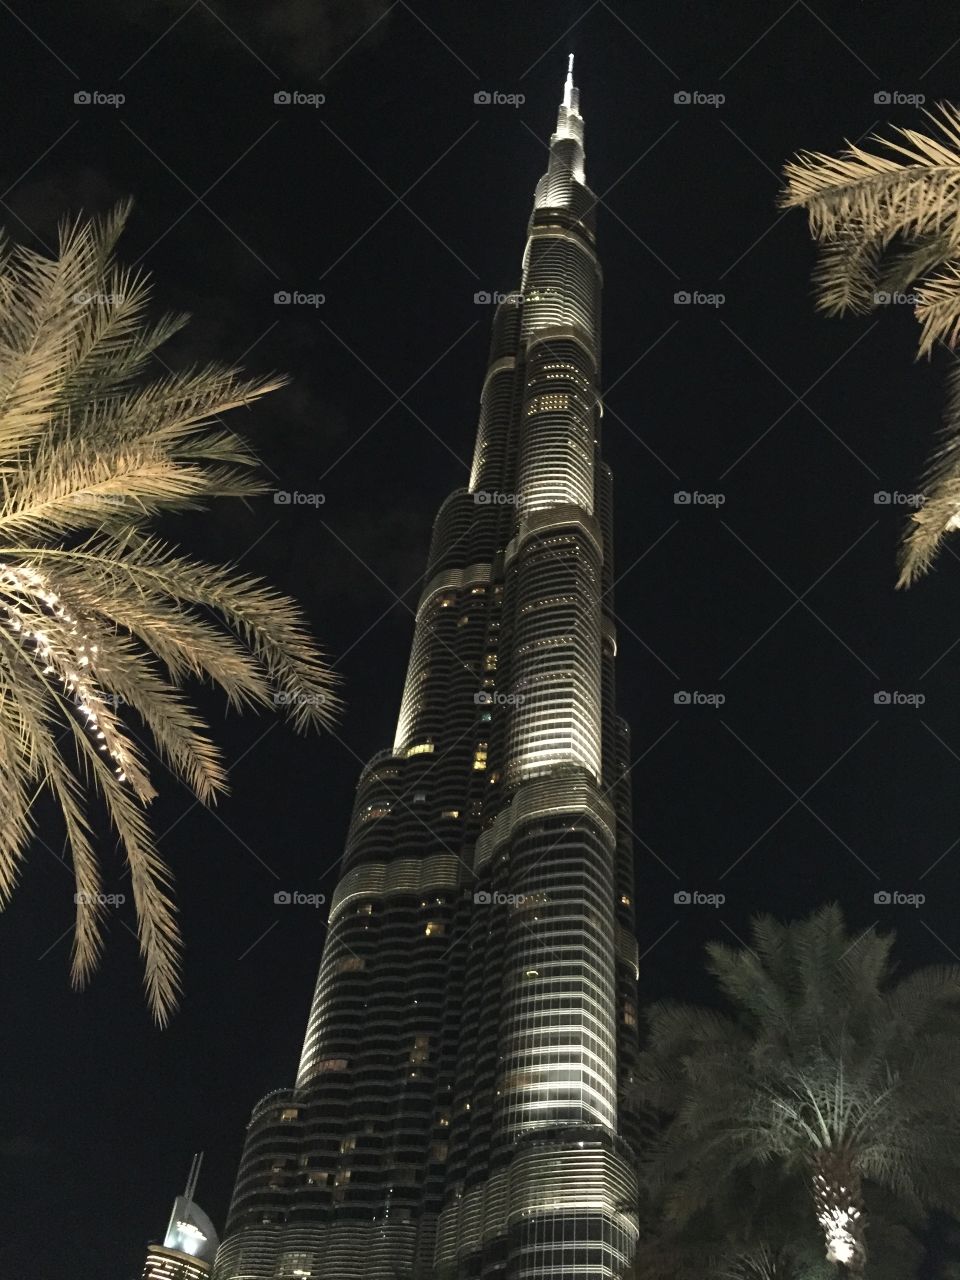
[457,615,470,627]
[315,1058,348,1073]
[280,1108,300,1121]
[620,894,632,906]
[362,804,391,821]
[483,653,498,671]
[335,956,365,974]
[405,741,435,757]
[340,1135,356,1153]
[425,921,445,938]
[623,1001,638,1027]
[440,808,460,819]
[472,743,488,771]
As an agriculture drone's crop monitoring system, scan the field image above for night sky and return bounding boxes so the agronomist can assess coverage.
[4,2,960,1276]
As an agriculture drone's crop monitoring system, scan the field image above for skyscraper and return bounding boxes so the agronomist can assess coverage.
[213,58,640,1280]
[143,1155,220,1279]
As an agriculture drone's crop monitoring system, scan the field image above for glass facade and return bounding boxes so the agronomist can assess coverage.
[213,59,641,1280]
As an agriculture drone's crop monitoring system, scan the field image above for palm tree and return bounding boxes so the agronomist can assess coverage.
[780,103,960,584]
[628,1166,926,1280]
[632,905,960,1275]
[0,201,339,1022]
[626,1156,925,1280]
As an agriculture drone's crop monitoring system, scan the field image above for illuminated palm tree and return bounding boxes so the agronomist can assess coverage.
[781,104,960,584]
[632,905,960,1275]
[627,1165,924,1279]
[0,202,339,1022]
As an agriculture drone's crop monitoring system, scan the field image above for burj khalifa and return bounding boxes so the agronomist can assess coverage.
[213,58,642,1280]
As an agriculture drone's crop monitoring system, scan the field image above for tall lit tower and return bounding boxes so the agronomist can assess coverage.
[143,1154,220,1280]
[213,58,641,1280]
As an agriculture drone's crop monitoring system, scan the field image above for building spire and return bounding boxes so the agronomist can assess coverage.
[184,1151,203,1204]
[563,53,575,108]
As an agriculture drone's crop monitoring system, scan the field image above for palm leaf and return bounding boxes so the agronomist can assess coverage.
[898,356,960,584]
[0,201,340,1021]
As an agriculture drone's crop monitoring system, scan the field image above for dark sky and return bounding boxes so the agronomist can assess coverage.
[4,2,960,1276]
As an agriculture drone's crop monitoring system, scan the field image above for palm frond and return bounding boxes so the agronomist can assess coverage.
[898,356,960,584]
[782,103,960,583]
[810,226,883,316]
[914,258,960,357]
[0,201,339,1021]
[781,103,960,246]
[879,229,958,293]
